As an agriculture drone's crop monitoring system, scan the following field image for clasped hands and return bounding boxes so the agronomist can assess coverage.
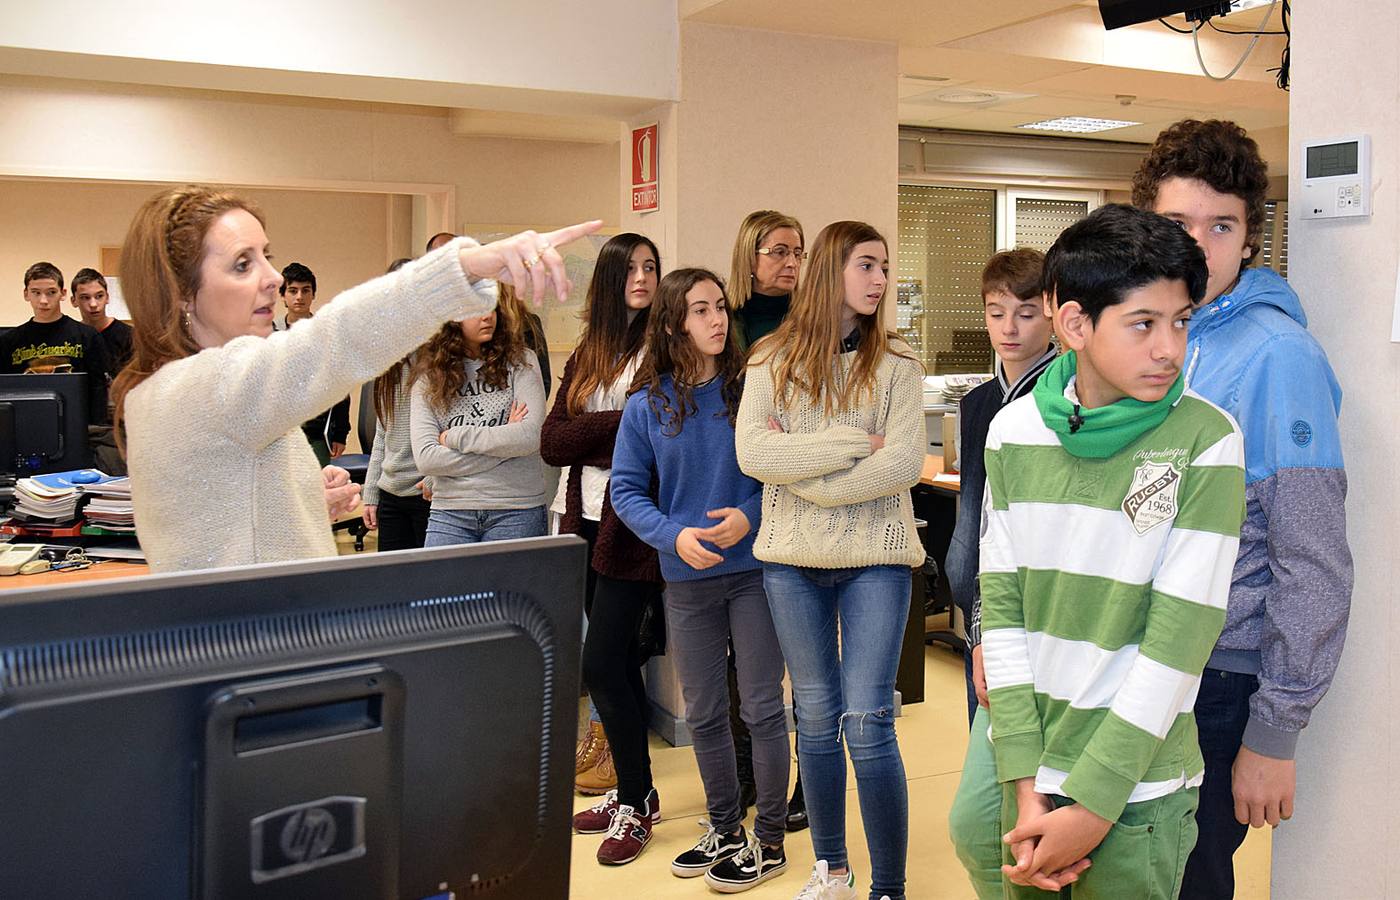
[1001,780,1102,891]
[675,508,752,571]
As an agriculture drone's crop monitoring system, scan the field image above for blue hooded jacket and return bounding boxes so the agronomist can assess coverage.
[1186,266,1353,759]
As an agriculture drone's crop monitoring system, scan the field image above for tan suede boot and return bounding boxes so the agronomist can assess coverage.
[575,733,617,795]
[575,720,605,775]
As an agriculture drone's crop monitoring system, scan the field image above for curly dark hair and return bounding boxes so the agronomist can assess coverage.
[1132,119,1270,268]
[629,268,745,436]
[411,281,529,414]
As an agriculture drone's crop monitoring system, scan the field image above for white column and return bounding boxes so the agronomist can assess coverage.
[1275,1,1400,896]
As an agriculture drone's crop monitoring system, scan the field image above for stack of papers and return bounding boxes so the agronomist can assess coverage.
[12,477,81,523]
[82,477,135,532]
[8,469,125,526]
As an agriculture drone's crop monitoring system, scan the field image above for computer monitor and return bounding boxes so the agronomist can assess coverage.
[0,372,92,476]
[0,537,585,899]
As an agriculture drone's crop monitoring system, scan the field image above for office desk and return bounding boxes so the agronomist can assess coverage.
[0,560,148,590]
[912,455,964,657]
[920,455,960,494]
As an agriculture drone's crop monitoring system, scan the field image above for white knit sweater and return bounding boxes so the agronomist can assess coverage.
[735,342,927,568]
[125,240,497,572]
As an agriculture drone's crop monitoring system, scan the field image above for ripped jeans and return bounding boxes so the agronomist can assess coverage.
[762,563,910,900]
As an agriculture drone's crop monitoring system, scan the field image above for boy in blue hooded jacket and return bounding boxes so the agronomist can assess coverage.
[1132,119,1353,898]
[1128,118,1354,898]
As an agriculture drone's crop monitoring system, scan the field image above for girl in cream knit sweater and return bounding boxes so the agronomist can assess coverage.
[735,221,924,900]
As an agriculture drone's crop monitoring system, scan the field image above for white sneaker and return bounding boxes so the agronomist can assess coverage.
[794,860,857,899]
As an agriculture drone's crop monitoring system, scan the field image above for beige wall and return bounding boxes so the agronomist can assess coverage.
[0,0,678,113]
[1274,0,1400,896]
[620,23,899,280]
[0,76,619,230]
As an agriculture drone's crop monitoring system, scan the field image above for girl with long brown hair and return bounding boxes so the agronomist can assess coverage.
[736,221,925,900]
[409,282,547,544]
[543,233,665,864]
[113,184,595,572]
[609,268,791,890]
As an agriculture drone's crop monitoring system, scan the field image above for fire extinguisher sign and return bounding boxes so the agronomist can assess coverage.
[631,123,659,213]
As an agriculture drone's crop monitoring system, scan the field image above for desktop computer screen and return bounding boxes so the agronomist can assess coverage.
[0,537,585,899]
[0,372,92,475]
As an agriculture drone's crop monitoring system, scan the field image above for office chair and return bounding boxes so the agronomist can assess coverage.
[330,381,376,551]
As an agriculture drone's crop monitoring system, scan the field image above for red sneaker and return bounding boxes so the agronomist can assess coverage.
[572,788,660,835]
[595,792,659,866]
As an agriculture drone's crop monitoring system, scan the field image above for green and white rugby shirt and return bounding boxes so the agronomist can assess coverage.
[980,388,1245,822]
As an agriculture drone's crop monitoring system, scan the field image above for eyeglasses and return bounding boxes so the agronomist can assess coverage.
[756,245,805,262]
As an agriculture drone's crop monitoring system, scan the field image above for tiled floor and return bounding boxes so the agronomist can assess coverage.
[333,531,1270,898]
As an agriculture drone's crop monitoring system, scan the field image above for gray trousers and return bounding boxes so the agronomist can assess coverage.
[664,569,790,844]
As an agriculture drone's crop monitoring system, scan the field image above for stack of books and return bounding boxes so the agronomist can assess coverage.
[82,477,135,533]
[6,470,125,528]
[11,476,83,524]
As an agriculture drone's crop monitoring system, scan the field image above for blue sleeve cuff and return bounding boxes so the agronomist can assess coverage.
[739,489,763,533]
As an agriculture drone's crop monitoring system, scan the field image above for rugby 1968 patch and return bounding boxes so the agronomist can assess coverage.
[1122,461,1181,535]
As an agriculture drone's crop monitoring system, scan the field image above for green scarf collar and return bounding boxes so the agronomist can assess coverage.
[1031,351,1184,459]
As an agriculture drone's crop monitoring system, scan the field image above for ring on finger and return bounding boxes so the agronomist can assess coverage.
[523,256,539,269]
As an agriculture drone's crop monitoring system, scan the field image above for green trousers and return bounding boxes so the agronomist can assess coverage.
[949,707,1008,900]
[949,707,1200,899]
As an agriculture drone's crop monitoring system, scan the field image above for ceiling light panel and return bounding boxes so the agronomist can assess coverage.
[1015,116,1142,133]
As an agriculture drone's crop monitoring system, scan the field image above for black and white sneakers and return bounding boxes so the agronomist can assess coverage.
[671,824,749,878]
[704,835,789,893]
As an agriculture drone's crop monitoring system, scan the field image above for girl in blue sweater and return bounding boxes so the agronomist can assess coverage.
[610,268,791,893]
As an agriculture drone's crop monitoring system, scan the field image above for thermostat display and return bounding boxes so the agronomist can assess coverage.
[1301,135,1371,219]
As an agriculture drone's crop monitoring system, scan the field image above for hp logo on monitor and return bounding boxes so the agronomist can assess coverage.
[250,796,367,883]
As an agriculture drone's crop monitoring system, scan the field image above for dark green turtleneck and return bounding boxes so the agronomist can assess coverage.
[738,291,791,349]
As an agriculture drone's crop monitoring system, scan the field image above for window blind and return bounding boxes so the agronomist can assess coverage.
[896,185,996,374]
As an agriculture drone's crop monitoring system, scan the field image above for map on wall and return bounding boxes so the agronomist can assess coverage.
[465,224,617,351]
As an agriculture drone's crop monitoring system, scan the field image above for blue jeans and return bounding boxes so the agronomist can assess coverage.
[424,506,547,546]
[763,563,910,900]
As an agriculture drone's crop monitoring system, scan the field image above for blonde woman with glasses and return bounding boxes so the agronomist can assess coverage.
[729,210,805,351]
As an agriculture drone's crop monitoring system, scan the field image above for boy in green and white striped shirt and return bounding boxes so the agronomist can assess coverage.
[978,204,1245,898]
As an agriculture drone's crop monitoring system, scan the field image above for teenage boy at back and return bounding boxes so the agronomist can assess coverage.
[1,261,110,424]
[979,204,1245,898]
[1135,119,1353,899]
[70,268,133,373]
[945,248,1056,725]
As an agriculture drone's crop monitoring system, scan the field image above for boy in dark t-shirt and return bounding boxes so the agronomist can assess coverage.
[2,261,110,423]
[71,268,133,373]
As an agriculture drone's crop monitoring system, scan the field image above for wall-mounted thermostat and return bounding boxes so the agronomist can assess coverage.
[1300,135,1371,219]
